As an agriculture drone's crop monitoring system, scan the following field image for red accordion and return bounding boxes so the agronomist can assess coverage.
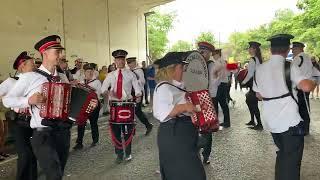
[40,82,97,125]
[109,101,135,124]
[187,90,219,133]
[236,69,248,83]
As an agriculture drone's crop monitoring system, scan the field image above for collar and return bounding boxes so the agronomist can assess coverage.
[39,65,58,76]
[172,80,184,88]
[297,52,304,57]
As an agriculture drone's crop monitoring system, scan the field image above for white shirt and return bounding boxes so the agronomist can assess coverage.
[101,68,141,101]
[292,52,313,79]
[153,80,189,122]
[132,67,146,89]
[242,57,261,84]
[3,65,69,128]
[253,55,308,133]
[214,58,229,83]
[0,77,17,97]
[208,61,221,97]
[81,78,102,99]
[74,69,85,82]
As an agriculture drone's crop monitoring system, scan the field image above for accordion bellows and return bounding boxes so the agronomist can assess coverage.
[40,82,97,125]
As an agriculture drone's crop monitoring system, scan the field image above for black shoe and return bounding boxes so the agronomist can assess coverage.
[73,144,83,150]
[219,123,225,126]
[90,142,98,147]
[245,121,255,126]
[203,158,210,165]
[0,156,5,161]
[115,156,123,164]
[223,125,230,128]
[0,153,9,158]
[145,124,153,136]
[249,125,263,130]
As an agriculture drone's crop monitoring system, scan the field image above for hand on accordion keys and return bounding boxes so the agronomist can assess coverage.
[28,92,46,105]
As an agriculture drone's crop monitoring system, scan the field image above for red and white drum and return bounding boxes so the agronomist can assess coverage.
[183,51,219,133]
[109,101,135,124]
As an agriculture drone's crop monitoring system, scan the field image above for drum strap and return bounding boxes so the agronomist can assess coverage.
[155,81,187,93]
[298,56,304,67]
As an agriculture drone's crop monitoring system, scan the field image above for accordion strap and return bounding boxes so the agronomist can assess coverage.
[155,81,187,93]
[35,69,52,82]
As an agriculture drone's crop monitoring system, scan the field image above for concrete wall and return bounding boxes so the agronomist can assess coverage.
[0,0,172,79]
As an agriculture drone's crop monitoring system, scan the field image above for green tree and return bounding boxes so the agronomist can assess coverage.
[147,11,176,59]
[170,40,193,51]
[195,32,216,45]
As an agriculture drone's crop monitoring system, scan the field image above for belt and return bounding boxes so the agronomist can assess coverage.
[34,127,52,132]
[262,93,291,101]
[163,116,191,124]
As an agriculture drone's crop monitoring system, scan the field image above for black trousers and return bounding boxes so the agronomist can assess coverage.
[135,101,152,129]
[214,83,230,127]
[226,83,233,103]
[31,127,71,180]
[271,128,304,180]
[13,120,37,180]
[158,117,206,180]
[76,104,101,145]
[110,124,135,158]
[144,84,149,104]
[297,90,310,133]
[245,90,262,125]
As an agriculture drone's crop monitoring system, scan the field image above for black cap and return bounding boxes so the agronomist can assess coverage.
[292,42,305,48]
[112,49,128,58]
[83,63,94,70]
[13,51,32,70]
[34,35,65,53]
[197,42,215,52]
[153,52,188,69]
[267,34,294,47]
[126,57,137,63]
[248,41,261,48]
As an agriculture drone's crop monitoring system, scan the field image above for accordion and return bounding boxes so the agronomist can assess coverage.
[40,82,97,125]
[187,90,219,133]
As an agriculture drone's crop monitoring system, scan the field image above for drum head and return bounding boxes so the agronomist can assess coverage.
[182,51,209,91]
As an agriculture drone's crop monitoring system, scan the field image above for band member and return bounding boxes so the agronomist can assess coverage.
[57,57,73,81]
[0,51,38,179]
[253,34,316,180]
[73,63,102,150]
[126,57,153,135]
[3,35,94,180]
[101,49,142,163]
[153,52,206,180]
[197,41,220,164]
[213,49,231,128]
[242,41,263,130]
[292,42,313,135]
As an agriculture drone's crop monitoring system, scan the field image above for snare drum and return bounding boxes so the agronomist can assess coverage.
[110,101,135,124]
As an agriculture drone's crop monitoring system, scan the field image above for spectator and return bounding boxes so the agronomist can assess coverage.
[311,56,320,99]
[70,58,83,74]
[146,64,156,105]
[142,61,149,105]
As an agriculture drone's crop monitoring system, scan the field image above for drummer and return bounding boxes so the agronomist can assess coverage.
[101,49,142,164]
[153,52,206,180]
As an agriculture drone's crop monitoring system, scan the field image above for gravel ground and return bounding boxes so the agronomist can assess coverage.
[1,88,320,180]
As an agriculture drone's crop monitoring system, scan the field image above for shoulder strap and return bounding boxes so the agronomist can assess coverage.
[284,61,298,104]
[298,56,304,67]
[155,81,187,92]
[131,70,139,80]
[35,69,52,82]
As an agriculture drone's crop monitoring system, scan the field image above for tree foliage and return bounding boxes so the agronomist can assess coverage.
[195,32,216,45]
[147,11,175,59]
[226,0,320,63]
[170,40,193,52]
